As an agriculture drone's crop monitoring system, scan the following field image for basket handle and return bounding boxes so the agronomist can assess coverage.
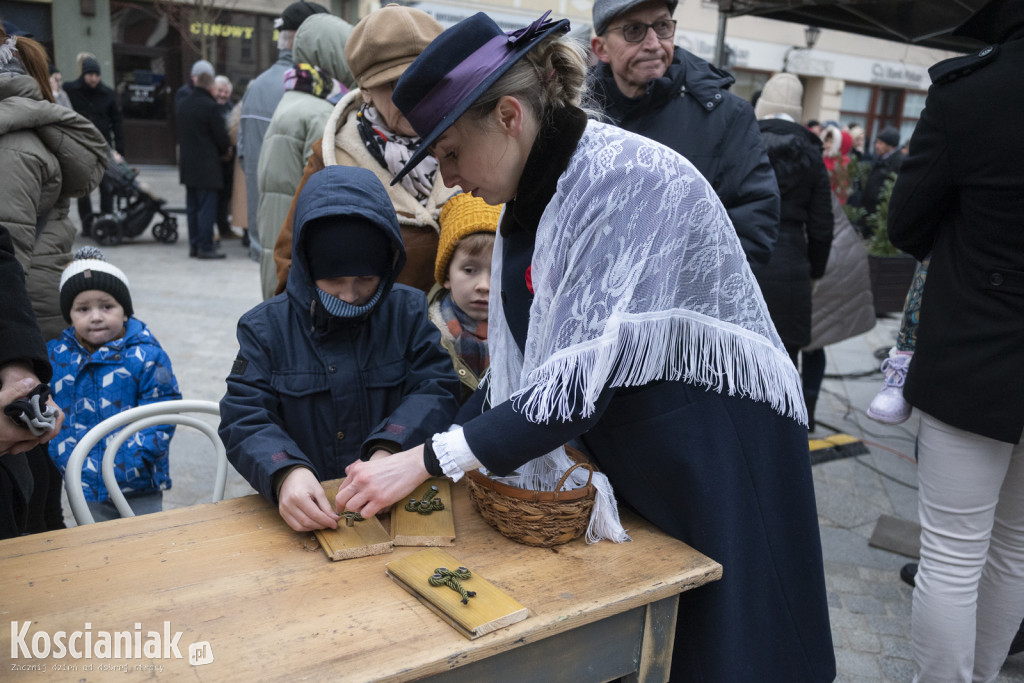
[555,462,594,492]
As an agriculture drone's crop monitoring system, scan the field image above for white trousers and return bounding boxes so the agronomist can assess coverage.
[912,412,1024,683]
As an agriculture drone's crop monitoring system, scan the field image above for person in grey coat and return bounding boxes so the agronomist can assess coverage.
[237,1,327,261]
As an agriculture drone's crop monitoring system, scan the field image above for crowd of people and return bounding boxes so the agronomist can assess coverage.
[1,0,1021,680]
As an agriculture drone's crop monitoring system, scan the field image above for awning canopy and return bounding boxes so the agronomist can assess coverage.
[718,0,988,52]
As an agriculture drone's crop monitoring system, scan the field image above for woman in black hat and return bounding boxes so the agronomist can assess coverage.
[337,12,835,682]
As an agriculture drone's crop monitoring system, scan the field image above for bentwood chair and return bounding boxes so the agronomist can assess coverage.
[64,399,226,525]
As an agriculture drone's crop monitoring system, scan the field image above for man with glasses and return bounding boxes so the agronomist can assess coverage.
[590,0,780,265]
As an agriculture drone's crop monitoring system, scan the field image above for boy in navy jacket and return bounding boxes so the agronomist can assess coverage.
[219,166,459,531]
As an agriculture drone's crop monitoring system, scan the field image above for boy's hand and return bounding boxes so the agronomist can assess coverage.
[337,447,429,519]
[277,467,340,532]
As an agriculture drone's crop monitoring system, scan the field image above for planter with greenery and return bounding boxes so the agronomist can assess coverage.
[863,175,917,315]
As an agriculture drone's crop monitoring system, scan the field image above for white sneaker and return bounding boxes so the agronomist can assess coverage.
[867,350,912,424]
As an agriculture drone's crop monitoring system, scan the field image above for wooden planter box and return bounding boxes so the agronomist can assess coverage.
[868,253,917,316]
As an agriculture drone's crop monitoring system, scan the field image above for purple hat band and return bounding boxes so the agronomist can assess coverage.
[405,11,565,136]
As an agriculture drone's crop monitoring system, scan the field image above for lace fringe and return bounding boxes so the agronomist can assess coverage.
[512,308,808,426]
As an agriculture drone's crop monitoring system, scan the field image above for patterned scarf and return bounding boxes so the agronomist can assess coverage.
[0,36,21,72]
[439,294,488,376]
[357,104,437,205]
[284,63,347,103]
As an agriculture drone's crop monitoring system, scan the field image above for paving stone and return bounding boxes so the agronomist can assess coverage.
[866,614,909,637]
[829,606,868,630]
[834,648,882,679]
[845,629,882,654]
[844,594,888,616]
[881,656,916,682]
[880,634,913,660]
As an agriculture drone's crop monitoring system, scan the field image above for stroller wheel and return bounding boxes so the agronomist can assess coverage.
[153,218,179,244]
[92,216,123,246]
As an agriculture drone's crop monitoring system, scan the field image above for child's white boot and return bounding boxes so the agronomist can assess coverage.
[867,349,913,424]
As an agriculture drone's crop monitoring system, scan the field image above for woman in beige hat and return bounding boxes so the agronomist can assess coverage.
[271,4,457,295]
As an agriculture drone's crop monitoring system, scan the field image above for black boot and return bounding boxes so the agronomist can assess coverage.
[900,562,918,587]
[1010,619,1024,656]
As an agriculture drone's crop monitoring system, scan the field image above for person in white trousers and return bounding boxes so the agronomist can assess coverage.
[886,0,1024,679]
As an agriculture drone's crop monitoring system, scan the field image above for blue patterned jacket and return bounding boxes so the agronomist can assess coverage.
[47,317,181,502]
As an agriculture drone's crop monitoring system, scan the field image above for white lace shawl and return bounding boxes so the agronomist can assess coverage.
[485,120,806,543]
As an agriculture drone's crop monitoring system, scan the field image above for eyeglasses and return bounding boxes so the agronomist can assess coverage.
[605,19,677,43]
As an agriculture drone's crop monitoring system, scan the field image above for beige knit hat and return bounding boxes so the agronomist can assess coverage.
[345,4,443,90]
[754,73,804,122]
[435,194,501,285]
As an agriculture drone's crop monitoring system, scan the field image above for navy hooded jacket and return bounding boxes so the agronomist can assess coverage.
[590,47,780,265]
[219,166,460,502]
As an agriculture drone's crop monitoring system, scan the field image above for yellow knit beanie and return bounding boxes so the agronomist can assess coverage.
[435,193,501,285]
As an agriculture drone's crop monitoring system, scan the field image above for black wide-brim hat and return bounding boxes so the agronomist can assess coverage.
[390,11,570,185]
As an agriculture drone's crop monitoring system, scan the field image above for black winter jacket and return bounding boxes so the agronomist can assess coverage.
[590,47,780,265]
[860,149,904,222]
[64,77,123,154]
[175,87,231,189]
[888,31,1024,444]
[219,166,460,502]
[0,225,51,536]
[749,119,833,350]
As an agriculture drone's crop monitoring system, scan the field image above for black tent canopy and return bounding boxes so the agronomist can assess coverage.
[718,0,988,52]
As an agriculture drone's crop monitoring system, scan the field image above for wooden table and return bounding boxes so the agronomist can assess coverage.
[0,481,720,681]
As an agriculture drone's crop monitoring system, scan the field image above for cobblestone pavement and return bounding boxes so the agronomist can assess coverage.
[61,165,1024,681]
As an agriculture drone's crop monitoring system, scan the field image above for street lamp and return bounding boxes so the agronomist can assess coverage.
[783,25,821,72]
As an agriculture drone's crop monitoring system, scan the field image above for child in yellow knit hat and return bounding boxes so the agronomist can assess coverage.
[428,193,501,402]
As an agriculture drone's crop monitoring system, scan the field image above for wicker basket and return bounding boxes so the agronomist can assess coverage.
[465,461,595,548]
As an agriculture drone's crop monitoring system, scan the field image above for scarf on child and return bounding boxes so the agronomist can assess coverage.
[284,63,347,103]
[485,119,806,543]
[357,104,437,205]
[439,294,488,377]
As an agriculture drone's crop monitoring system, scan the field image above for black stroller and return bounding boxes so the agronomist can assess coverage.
[92,161,178,246]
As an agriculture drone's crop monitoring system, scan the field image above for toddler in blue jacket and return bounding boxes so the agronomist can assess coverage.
[219,166,459,532]
[48,248,181,521]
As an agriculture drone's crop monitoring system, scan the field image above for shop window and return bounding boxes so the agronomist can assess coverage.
[840,83,925,150]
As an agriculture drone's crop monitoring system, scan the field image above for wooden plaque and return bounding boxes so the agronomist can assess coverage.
[391,478,456,546]
[386,548,529,639]
[314,480,393,561]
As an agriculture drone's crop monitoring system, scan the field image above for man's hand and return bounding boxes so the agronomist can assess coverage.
[277,467,340,532]
[336,446,429,519]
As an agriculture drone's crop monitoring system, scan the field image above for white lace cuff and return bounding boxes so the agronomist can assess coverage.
[432,428,481,483]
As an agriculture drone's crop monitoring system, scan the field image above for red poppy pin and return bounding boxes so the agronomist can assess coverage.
[525,265,533,294]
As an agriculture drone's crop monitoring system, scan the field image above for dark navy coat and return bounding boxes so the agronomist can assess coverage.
[219,166,460,502]
[459,108,834,683]
[175,87,231,190]
[590,47,781,265]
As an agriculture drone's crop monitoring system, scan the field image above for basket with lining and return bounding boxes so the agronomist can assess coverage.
[464,456,595,548]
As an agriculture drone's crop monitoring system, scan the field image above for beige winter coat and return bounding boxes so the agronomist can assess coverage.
[272,89,458,296]
[0,72,109,340]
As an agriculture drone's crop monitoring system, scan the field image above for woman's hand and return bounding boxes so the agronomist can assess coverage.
[336,446,429,518]
[278,467,340,532]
